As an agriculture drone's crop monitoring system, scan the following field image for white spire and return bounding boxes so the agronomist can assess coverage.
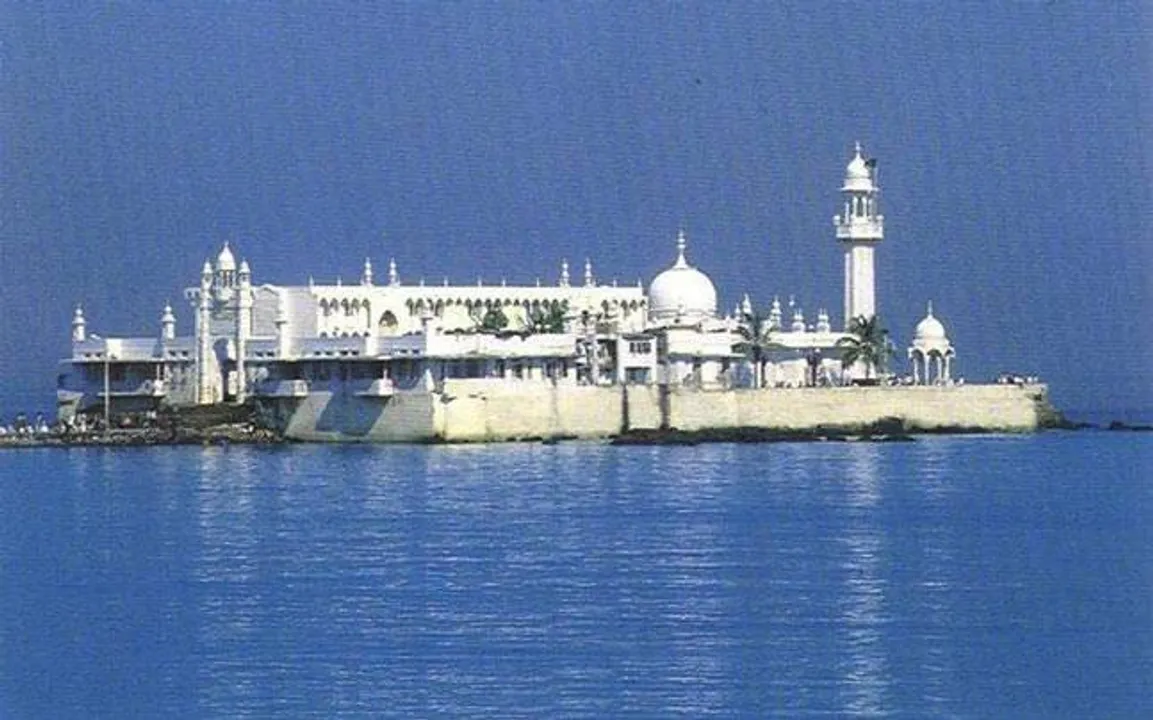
[674,229,689,268]
[161,302,176,340]
[559,259,570,287]
[71,304,86,343]
[584,258,594,287]
[740,293,753,317]
[362,257,374,286]
[388,258,400,286]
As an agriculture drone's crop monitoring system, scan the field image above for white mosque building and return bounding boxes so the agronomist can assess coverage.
[57,145,959,432]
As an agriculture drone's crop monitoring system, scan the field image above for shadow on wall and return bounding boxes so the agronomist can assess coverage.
[314,393,387,437]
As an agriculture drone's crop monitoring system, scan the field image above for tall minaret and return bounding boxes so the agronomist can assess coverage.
[197,259,213,404]
[235,259,252,404]
[834,142,884,327]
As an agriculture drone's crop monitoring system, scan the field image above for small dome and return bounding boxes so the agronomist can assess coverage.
[648,231,717,323]
[843,142,875,192]
[914,303,947,341]
[216,242,236,272]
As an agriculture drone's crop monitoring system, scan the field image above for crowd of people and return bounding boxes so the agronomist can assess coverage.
[0,410,165,440]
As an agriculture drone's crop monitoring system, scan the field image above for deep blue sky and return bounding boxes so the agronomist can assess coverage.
[2,2,1149,414]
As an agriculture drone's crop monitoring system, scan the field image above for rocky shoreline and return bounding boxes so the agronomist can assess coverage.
[1,403,1149,450]
[611,417,919,446]
[0,404,287,449]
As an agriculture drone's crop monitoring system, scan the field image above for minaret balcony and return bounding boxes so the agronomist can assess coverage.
[834,215,884,240]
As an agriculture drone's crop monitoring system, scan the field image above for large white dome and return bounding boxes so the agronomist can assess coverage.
[648,232,718,324]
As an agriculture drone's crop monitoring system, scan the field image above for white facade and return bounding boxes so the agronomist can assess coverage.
[57,146,954,423]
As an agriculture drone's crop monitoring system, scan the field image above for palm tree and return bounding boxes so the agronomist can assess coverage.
[837,314,894,382]
[736,306,775,388]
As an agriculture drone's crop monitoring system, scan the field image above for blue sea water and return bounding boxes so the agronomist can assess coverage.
[0,433,1149,718]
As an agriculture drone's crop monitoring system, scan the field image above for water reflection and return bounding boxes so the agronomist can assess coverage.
[837,443,892,716]
[194,448,265,717]
[5,435,1144,716]
[910,439,960,713]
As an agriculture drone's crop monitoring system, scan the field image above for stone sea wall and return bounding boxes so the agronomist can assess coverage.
[259,382,1048,443]
[669,384,1046,434]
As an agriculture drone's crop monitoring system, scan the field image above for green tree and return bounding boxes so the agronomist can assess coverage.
[836,314,894,381]
[525,303,567,334]
[736,307,776,388]
[470,305,509,333]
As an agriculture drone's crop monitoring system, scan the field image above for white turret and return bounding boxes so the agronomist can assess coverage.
[388,258,400,286]
[584,258,594,287]
[834,142,884,328]
[559,259,570,288]
[212,243,238,304]
[908,302,955,385]
[215,242,237,292]
[71,305,86,343]
[362,258,374,286]
[791,309,806,333]
[816,308,831,334]
[160,303,175,341]
[769,296,782,330]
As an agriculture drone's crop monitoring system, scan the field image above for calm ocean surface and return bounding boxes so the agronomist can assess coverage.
[1,433,1149,718]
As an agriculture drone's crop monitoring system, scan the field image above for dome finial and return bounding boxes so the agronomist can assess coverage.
[674,229,688,268]
[855,140,862,157]
[927,300,934,317]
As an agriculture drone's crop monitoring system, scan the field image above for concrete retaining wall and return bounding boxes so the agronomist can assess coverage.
[670,384,1045,433]
[268,390,437,443]
[435,381,645,442]
[262,381,1047,442]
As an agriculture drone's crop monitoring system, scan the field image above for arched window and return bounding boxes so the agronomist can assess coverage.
[378,311,399,335]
